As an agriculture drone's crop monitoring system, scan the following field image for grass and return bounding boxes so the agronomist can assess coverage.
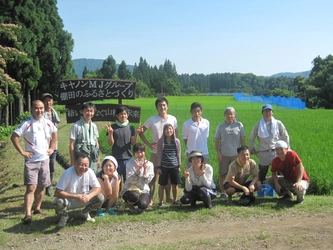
[1,96,333,248]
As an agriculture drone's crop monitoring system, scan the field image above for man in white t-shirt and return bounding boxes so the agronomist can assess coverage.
[182,102,210,168]
[53,153,104,227]
[11,100,58,224]
[139,97,178,206]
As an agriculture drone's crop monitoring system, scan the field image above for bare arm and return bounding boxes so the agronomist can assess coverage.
[106,124,114,146]
[131,124,144,145]
[11,133,32,159]
[227,175,250,195]
[215,139,222,162]
[139,126,154,148]
[69,138,75,166]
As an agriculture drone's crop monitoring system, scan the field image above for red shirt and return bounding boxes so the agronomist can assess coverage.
[271,150,310,183]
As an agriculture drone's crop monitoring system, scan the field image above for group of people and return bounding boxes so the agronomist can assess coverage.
[11,95,310,227]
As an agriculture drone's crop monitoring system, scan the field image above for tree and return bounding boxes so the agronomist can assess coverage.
[307,55,333,108]
[0,0,74,117]
[99,55,117,79]
[117,60,132,80]
[0,23,36,126]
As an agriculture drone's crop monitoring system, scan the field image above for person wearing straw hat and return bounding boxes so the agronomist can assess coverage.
[180,150,216,209]
[249,104,289,183]
[266,140,310,204]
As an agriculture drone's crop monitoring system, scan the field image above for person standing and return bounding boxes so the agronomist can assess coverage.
[139,97,178,206]
[266,140,310,204]
[156,124,181,206]
[105,106,142,185]
[11,100,58,224]
[214,107,246,198]
[42,93,60,196]
[69,102,100,173]
[182,102,210,168]
[249,104,289,183]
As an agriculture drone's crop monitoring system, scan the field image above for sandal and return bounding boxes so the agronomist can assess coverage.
[33,209,47,215]
[23,215,32,224]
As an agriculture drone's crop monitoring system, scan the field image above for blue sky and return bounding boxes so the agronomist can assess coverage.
[57,0,333,76]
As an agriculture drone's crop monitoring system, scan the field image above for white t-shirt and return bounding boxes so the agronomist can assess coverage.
[56,167,100,194]
[144,114,178,154]
[182,117,210,154]
[14,116,57,162]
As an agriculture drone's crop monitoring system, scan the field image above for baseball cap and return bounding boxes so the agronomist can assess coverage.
[262,104,273,112]
[42,93,53,100]
[275,140,288,149]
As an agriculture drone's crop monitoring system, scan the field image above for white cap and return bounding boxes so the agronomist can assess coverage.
[102,156,118,168]
[275,140,288,149]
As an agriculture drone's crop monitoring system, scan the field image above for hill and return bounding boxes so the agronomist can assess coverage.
[73,58,311,79]
[270,70,310,78]
[72,58,134,78]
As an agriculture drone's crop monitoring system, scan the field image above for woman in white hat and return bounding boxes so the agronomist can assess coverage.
[95,156,120,216]
[180,150,216,209]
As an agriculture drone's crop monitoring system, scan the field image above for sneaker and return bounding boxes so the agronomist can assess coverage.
[158,202,164,208]
[80,211,95,223]
[296,200,304,205]
[58,215,69,227]
[96,208,105,217]
[173,200,181,205]
[220,193,227,198]
[107,208,118,215]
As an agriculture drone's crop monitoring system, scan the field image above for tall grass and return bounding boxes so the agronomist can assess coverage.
[89,96,333,195]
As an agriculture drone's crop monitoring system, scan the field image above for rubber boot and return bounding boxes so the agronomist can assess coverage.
[198,188,212,209]
[46,172,54,197]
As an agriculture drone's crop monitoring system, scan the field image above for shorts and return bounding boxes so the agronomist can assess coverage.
[158,167,180,186]
[24,159,51,187]
[219,155,237,175]
[224,180,253,193]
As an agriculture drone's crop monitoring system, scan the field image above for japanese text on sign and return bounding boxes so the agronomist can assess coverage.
[58,79,136,104]
[65,104,141,123]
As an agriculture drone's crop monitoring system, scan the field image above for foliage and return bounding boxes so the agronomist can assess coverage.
[0,125,14,140]
[0,0,74,124]
[0,23,36,109]
[98,55,116,78]
[117,60,132,80]
[305,54,333,109]
[15,111,30,124]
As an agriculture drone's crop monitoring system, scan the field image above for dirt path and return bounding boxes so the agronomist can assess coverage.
[7,212,333,250]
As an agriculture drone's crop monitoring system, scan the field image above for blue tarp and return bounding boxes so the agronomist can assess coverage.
[234,93,305,110]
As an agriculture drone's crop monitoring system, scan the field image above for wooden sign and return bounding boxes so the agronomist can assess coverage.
[58,79,136,104]
[65,104,141,123]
